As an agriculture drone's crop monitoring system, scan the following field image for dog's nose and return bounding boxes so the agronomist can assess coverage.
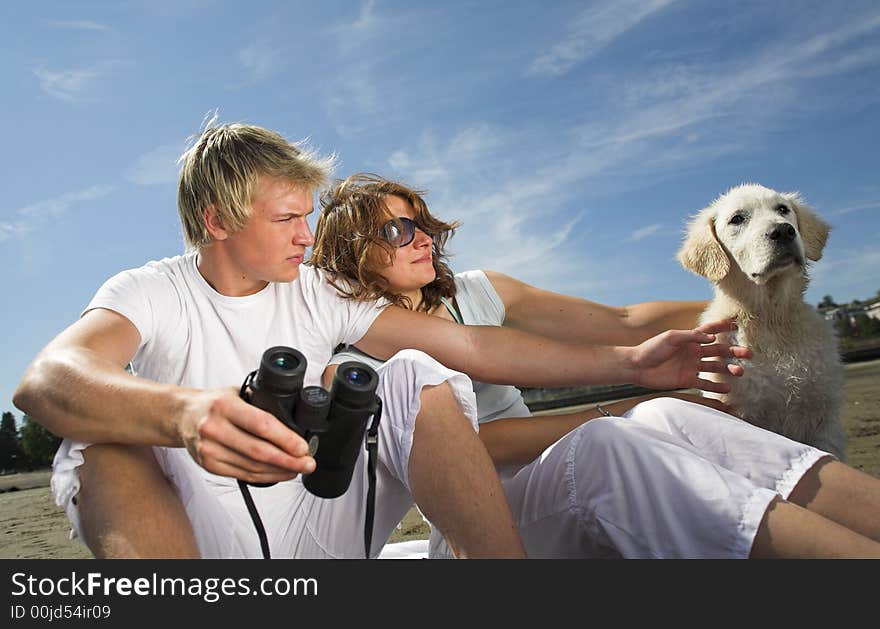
[768,223,796,244]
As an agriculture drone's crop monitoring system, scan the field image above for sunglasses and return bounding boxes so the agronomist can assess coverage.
[380,217,432,247]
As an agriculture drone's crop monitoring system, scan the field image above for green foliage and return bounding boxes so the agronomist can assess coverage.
[819,294,837,309]
[18,415,62,468]
[0,411,22,470]
[826,289,880,348]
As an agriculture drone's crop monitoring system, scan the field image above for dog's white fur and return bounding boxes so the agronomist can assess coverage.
[677,183,847,460]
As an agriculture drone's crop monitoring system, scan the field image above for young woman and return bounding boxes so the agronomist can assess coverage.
[308,173,880,559]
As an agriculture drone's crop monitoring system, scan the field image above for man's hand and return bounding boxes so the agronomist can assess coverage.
[628,319,751,393]
[178,387,316,484]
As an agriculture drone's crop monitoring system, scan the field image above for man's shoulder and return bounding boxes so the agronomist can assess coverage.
[295,264,349,297]
[98,253,195,298]
[141,252,195,275]
[294,265,387,314]
[115,252,194,283]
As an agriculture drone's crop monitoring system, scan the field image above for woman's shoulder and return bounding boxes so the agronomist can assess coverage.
[454,268,492,288]
[452,269,506,324]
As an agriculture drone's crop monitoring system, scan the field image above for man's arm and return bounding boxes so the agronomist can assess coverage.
[13,309,314,483]
[484,270,708,346]
[354,307,749,392]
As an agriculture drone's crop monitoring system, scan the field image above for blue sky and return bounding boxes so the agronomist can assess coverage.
[2,0,879,420]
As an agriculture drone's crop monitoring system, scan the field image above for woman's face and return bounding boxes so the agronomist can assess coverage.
[379,194,436,297]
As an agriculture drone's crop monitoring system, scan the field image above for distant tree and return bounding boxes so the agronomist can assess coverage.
[855,313,880,338]
[833,317,855,341]
[18,416,62,468]
[819,295,837,309]
[0,411,22,471]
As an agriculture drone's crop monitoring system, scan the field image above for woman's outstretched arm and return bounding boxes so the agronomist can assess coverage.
[484,270,708,346]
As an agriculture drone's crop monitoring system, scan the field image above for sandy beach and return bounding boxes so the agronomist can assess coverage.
[2,359,878,559]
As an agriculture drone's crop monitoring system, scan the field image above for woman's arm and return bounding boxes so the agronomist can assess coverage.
[357,307,749,393]
[485,270,709,346]
[479,392,736,466]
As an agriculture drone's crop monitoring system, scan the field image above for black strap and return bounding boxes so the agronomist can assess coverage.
[238,480,271,559]
[363,396,382,559]
[238,370,272,559]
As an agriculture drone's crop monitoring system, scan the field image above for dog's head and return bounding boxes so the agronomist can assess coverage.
[677,183,830,285]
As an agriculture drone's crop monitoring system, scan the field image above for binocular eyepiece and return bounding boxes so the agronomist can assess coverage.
[241,346,380,498]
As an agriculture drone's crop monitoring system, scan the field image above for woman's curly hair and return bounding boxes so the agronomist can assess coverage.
[308,173,460,312]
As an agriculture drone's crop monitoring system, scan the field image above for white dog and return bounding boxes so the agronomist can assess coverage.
[677,183,847,460]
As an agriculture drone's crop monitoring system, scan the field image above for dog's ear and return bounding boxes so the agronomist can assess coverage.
[786,193,830,261]
[677,212,730,281]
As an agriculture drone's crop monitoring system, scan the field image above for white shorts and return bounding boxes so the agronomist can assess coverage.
[507,397,829,558]
[427,396,830,559]
[51,349,478,558]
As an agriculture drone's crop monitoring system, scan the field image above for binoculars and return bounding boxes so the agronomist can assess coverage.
[240,346,380,498]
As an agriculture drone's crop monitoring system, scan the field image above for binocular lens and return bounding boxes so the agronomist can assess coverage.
[272,354,299,371]
[344,367,372,387]
[257,346,307,394]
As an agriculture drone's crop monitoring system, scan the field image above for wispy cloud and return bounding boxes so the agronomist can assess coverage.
[238,43,281,82]
[528,0,677,77]
[388,125,502,189]
[2,185,115,240]
[809,247,880,303]
[125,144,183,186]
[322,1,391,135]
[344,0,378,33]
[386,8,880,296]
[628,224,663,242]
[574,13,880,152]
[386,125,596,286]
[832,201,880,215]
[331,0,379,40]
[33,61,126,103]
[51,20,111,32]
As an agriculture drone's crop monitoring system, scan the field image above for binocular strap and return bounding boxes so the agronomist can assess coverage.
[363,396,382,559]
[237,480,272,558]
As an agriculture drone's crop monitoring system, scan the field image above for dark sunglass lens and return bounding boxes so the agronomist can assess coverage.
[383,222,402,244]
[382,218,416,247]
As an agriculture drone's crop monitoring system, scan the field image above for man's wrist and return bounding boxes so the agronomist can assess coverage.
[170,385,202,448]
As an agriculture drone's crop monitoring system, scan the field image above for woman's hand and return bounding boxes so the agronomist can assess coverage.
[628,320,751,394]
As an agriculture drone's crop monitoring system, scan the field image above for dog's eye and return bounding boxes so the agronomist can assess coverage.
[776,204,790,215]
[729,214,746,225]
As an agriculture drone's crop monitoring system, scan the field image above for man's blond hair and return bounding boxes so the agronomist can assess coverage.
[177,118,335,250]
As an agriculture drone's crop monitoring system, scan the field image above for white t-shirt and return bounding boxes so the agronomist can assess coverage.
[86,253,385,393]
[331,269,531,423]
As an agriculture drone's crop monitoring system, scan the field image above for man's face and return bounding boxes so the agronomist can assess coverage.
[220,176,315,292]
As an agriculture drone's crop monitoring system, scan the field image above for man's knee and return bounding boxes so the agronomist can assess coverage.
[77,444,199,559]
[78,444,160,505]
[416,381,478,434]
